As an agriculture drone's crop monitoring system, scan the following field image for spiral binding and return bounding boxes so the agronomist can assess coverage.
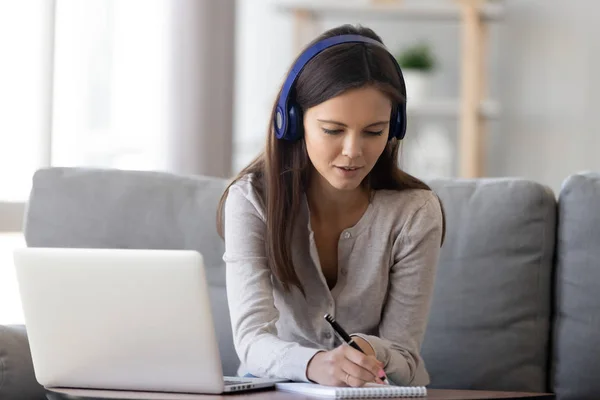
[336,385,426,398]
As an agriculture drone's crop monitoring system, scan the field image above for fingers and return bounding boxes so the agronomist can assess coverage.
[342,346,385,382]
[335,346,385,387]
[336,369,367,388]
[312,346,386,387]
[339,359,384,387]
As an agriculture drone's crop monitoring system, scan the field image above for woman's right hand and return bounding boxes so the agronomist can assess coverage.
[306,346,387,387]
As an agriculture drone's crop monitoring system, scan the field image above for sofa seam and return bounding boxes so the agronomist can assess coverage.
[547,206,560,394]
[536,185,554,392]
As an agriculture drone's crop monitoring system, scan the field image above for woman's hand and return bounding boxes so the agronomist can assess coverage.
[306,345,387,387]
[351,336,376,357]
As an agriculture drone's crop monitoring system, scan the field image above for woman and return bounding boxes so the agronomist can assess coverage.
[217,24,446,388]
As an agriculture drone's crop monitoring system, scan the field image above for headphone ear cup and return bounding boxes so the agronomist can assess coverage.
[390,104,406,141]
[388,111,398,141]
[388,106,403,141]
[286,104,303,141]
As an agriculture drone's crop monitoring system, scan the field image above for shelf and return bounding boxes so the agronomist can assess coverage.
[407,99,500,119]
[276,0,505,22]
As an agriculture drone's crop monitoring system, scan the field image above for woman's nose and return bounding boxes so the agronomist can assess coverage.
[341,133,362,159]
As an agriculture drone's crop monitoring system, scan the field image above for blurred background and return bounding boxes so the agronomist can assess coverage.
[1,0,599,322]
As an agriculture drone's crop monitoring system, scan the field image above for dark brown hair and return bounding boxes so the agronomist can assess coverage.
[217,24,446,294]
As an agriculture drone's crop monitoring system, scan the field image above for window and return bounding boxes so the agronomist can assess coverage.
[0,0,234,323]
[0,1,54,323]
[0,0,170,323]
[0,2,53,205]
[51,0,169,170]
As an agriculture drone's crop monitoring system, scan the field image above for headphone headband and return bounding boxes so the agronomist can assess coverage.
[274,34,407,142]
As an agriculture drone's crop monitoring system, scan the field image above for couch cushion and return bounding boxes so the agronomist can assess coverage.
[0,325,46,400]
[23,167,239,376]
[422,178,556,392]
[551,172,600,400]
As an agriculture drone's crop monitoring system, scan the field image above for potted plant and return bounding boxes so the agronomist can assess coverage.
[395,41,437,104]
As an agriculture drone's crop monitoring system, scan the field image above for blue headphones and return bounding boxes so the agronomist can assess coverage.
[274,34,407,142]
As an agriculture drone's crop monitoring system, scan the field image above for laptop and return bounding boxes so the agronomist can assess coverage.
[13,247,285,397]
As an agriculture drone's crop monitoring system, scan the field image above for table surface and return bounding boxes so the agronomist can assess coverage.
[46,387,555,400]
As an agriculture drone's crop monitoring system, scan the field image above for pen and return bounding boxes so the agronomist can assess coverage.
[323,313,390,385]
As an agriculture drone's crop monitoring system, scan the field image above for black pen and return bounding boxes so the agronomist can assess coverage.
[323,313,390,385]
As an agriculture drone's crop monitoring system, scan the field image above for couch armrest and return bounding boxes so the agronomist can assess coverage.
[0,325,46,400]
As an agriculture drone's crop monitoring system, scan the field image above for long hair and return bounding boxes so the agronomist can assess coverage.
[217,24,446,294]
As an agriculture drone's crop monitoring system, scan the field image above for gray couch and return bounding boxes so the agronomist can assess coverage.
[1,167,599,400]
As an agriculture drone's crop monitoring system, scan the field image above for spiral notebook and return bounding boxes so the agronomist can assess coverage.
[275,382,427,398]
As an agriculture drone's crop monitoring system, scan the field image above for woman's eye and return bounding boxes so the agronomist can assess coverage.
[322,128,342,135]
[365,130,384,136]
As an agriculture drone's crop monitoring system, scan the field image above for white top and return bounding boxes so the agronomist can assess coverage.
[223,175,443,385]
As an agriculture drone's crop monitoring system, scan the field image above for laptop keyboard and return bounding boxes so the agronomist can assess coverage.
[224,378,251,386]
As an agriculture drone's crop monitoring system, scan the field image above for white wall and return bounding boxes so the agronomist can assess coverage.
[493,1,600,192]
[234,0,600,194]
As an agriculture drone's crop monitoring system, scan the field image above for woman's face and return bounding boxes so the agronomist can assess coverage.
[303,85,391,192]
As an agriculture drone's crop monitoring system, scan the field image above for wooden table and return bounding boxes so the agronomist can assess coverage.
[46,387,555,400]
[426,389,554,399]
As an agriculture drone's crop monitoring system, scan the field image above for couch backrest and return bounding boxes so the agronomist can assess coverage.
[551,172,600,400]
[24,167,239,375]
[422,178,556,393]
[22,167,600,400]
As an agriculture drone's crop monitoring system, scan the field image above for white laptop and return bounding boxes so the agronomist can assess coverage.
[13,247,284,397]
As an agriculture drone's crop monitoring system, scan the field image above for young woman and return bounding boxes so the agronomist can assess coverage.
[217,24,446,388]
